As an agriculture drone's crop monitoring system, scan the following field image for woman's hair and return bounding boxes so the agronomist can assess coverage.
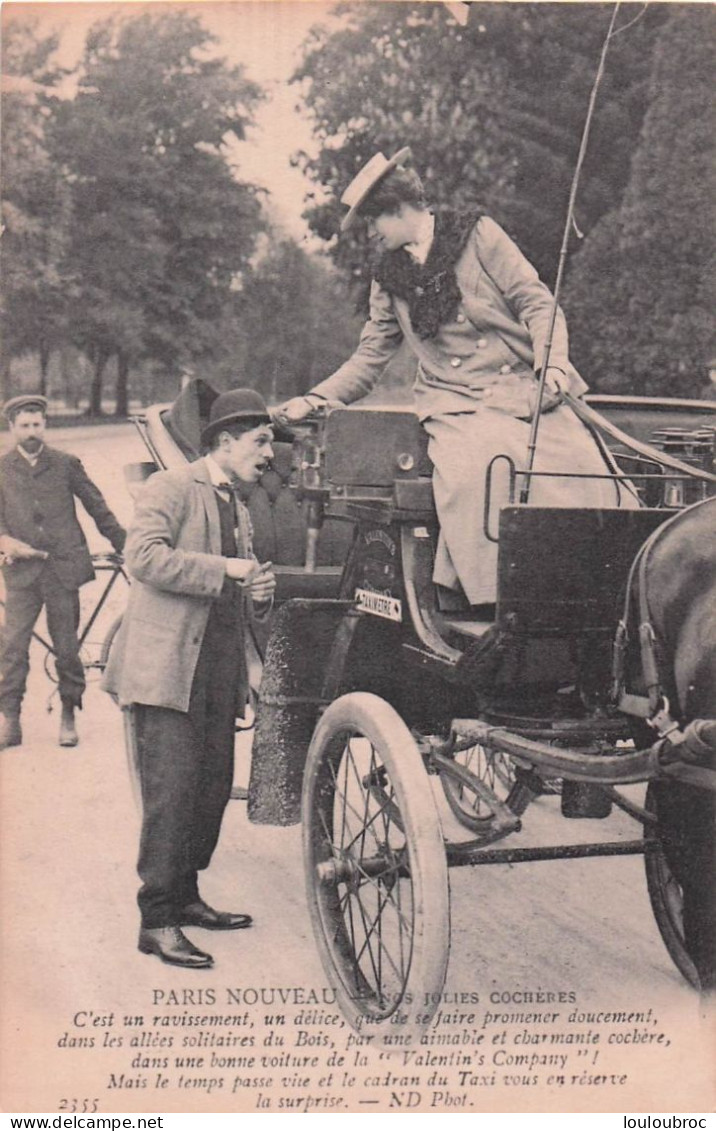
[359,165,427,220]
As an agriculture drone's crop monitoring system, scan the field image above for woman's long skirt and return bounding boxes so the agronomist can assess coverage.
[423,403,639,605]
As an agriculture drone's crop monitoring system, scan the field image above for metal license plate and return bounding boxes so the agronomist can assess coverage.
[354,587,403,622]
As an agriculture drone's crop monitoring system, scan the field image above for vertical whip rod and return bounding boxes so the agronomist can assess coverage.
[520,2,622,504]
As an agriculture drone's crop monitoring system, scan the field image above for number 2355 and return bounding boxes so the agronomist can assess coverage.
[58,1099,99,1113]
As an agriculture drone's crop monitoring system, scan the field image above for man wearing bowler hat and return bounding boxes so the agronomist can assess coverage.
[103,388,276,968]
[0,394,126,750]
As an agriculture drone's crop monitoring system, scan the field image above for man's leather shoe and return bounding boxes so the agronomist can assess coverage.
[0,713,22,751]
[59,701,78,747]
[180,899,253,931]
[138,926,213,968]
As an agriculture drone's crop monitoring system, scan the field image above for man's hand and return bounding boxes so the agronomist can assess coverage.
[245,561,276,604]
[225,558,276,603]
[0,535,49,565]
[112,529,127,555]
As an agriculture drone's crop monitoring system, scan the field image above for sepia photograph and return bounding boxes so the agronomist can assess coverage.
[0,0,714,1119]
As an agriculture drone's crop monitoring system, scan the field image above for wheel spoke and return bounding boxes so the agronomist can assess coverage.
[328,749,384,852]
[343,777,404,855]
[328,740,416,1000]
[351,861,414,932]
[349,886,384,995]
[350,884,412,992]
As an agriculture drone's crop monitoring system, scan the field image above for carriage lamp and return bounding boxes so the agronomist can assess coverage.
[649,426,716,504]
[663,480,684,508]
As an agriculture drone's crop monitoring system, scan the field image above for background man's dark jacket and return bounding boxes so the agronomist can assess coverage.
[0,446,125,589]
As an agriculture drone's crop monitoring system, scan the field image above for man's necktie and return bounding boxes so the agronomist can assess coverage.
[213,484,253,557]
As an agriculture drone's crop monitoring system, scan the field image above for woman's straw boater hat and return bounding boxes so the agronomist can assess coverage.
[340,146,413,232]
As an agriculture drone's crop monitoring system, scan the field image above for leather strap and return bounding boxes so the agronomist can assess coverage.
[561,392,716,484]
[612,500,714,738]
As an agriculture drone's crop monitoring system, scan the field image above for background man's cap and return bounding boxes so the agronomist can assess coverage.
[3,394,48,421]
[200,388,270,448]
[340,146,412,232]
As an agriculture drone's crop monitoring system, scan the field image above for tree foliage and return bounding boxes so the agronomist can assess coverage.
[216,237,364,402]
[0,19,70,398]
[564,6,716,395]
[293,2,665,287]
[4,4,711,410]
[47,9,266,412]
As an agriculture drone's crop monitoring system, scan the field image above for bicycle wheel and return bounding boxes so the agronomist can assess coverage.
[99,613,124,671]
[302,692,450,1044]
[44,642,94,684]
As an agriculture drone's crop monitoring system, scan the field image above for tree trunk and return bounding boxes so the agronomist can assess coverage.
[88,350,108,416]
[115,353,130,417]
[59,345,81,410]
[0,356,11,406]
[38,345,50,397]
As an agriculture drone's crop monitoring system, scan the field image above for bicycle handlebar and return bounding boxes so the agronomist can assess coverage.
[91,551,125,568]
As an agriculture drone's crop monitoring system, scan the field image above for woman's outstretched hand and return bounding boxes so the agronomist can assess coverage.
[272,396,317,425]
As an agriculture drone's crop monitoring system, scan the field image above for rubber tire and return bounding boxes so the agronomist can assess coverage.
[644,781,700,990]
[97,614,141,809]
[302,692,450,1045]
[99,613,123,671]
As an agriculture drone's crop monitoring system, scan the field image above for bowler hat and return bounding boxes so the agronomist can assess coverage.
[3,394,48,422]
[200,388,270,448]
[340,147,412,232]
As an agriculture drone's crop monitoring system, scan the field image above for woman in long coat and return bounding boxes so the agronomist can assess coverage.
[278,148,636,607]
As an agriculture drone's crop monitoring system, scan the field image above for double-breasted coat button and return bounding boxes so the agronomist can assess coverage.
[456,313,466,324]
[477,338,488,348]
[450,357,462,368]
[499,363,512,374]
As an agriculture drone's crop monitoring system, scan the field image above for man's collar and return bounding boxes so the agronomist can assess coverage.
[204,453,232,488]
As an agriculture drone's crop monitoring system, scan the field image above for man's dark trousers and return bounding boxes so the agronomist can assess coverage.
[0,563,84,713]
[134,600,244,929]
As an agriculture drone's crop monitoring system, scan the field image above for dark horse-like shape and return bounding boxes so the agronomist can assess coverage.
[631,495,716,990]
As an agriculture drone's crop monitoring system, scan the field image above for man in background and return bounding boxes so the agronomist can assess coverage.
[0,394,126,751]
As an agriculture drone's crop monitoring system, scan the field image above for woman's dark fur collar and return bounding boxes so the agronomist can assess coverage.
[373,208,482,339]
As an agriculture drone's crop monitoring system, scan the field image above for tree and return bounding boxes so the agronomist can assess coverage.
[49,9,265,413]
[0,19,71,400]
[564,6,716,395]
[219,236,364,402]
[293,2,665,286]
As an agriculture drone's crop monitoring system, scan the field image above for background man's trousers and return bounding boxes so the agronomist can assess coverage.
[133,606,244,929]
[0,565,84,713]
